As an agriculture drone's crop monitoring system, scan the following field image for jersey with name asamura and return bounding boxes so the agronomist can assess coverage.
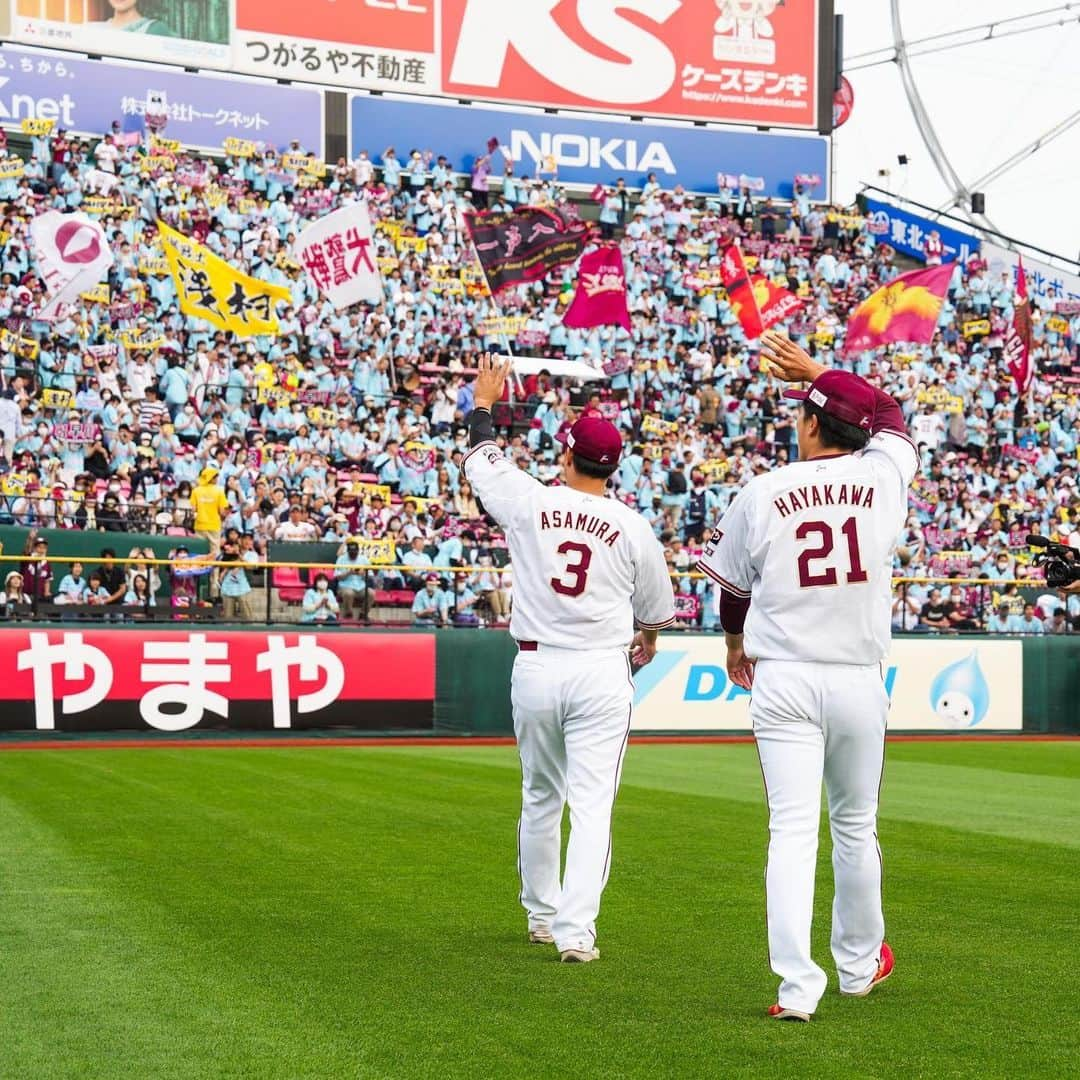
[699,428,918,665]
[463,441,675,650]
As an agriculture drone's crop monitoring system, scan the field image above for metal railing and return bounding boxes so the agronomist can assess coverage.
[0,554,1065,633]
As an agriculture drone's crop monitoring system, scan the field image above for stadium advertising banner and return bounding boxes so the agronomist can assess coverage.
[9,2,832,133]
[351,95,830,199]
[441,0,825,130]
[0,44,324,152]
[862,197,981,265]
[10,0,231,70]
[232,0,438,93]
[632,637,1023,733]
[982,242,1080,306]
[0,629,435,732]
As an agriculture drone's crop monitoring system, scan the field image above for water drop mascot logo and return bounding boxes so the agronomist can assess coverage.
[929,651,991,728]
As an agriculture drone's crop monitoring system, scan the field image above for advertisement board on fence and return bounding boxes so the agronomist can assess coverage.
[0,44,324,152]
[232,0,438,92]
[632,637,1023,732]
[351,95,830,200]
[0,629,435,732]
[10,0,231,71]
[441,0,825,130]
[862,197,980,265]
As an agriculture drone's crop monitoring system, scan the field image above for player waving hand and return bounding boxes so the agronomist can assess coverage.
[701,332,917,1020]
[464,354,674,963]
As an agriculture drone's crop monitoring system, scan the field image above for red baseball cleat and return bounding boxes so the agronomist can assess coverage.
[842,942,895,997]
[768,1004,811,1023]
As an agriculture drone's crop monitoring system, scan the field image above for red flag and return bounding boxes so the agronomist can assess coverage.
[719,245,803,340]
[842,263,954,354]
[589,184,606,203]
[486,137,499,155]
[1004,255,1033,394]
[563,247,631,331]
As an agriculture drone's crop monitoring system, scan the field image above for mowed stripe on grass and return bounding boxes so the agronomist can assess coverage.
[0,743,1076,1079]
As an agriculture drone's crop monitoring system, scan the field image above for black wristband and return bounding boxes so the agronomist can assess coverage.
[469,407,495,448]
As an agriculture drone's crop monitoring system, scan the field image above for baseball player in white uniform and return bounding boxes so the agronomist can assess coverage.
[464,355,675,963]
[700,332,917,1021]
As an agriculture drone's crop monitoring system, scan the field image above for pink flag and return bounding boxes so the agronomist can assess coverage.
[843,263,954,354]
[1004,255,1033,394]
[562,247,631,331]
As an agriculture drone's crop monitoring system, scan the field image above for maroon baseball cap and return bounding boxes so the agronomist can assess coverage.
[556,416,623,466]
[784,370,876,431]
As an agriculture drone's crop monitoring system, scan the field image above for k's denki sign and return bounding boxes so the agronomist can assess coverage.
[2,631,435,733]
[441,0,824,129]
[9,1,827,131]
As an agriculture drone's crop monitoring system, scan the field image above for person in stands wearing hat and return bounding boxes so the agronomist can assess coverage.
[334,538,370,621]
[411,573,447,627]
[20,535,52,601]
[301,572,339,625]
[4,570,31,610]
[191,466,229,557]
[219,536,255,623]
[274,504,318,543]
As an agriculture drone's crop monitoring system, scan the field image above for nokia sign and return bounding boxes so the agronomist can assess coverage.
[351,96,828,200]
[503,131,676,176]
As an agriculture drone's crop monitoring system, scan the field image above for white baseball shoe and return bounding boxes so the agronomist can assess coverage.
[528,928,555,944]
[559,947,600,964]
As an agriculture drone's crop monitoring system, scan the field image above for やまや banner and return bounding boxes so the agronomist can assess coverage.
[3,630,435,732]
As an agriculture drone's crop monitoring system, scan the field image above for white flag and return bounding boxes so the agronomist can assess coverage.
[29,211,114,321]
[293,202,382,309]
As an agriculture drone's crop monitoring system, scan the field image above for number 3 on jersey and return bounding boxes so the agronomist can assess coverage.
[795,516,868,588]
[551,541,592,597]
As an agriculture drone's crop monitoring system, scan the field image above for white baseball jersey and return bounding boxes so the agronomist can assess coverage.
[700,429,918,664]
[463,442,675,649]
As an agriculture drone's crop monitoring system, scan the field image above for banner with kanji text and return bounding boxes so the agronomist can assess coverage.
[466,207,589,294]
[158,221,290,337]
[293,203,382,309]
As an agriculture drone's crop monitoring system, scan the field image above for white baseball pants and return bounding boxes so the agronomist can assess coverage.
[511,644,634,953]
[751,659,888,1015]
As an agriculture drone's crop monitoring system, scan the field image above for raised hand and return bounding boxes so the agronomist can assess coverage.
[473,352,514,410]
[760,331,827,385]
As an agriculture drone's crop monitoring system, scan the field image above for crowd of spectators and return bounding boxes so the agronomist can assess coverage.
[0,120,1077,632]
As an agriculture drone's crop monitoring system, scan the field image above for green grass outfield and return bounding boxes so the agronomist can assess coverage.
[1,741,1077,1080]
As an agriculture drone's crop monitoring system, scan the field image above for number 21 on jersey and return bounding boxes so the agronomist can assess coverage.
[795,516,868,588]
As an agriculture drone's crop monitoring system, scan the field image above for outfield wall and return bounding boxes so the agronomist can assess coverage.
[0,628,1074,735]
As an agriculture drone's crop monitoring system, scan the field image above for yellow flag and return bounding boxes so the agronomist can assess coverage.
[157,220,290,337]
